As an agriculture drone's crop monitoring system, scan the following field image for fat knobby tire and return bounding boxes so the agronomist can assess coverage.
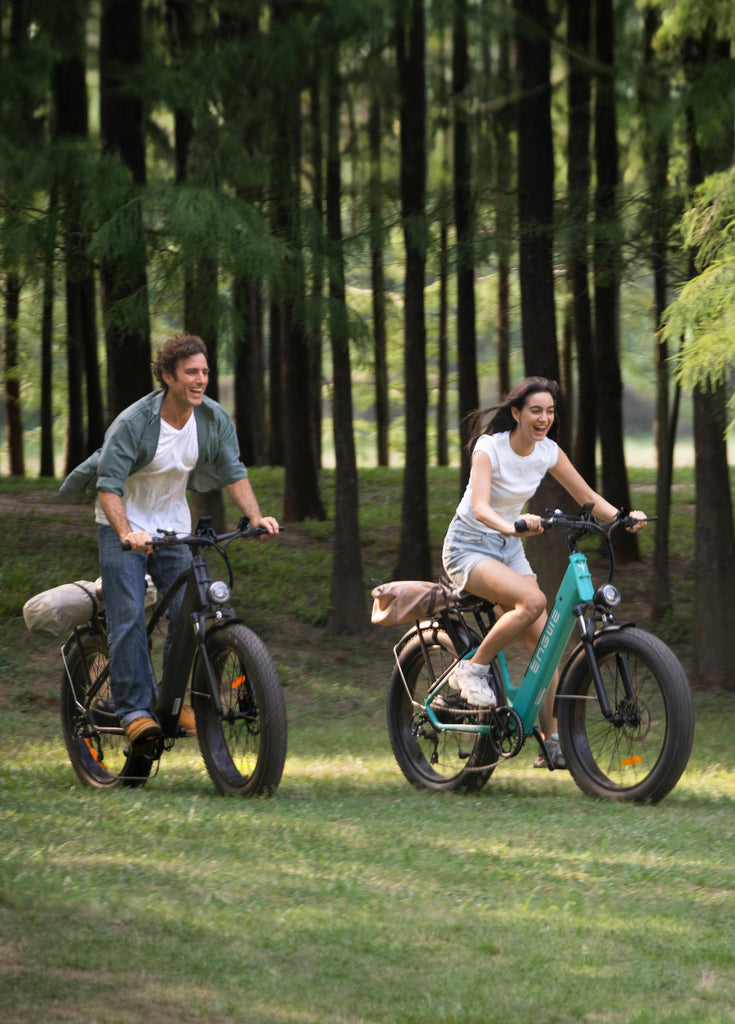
[557,626,694,803]
[192,622,287,796]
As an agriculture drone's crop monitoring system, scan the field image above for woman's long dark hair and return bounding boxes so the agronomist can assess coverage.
[463,377,560,454]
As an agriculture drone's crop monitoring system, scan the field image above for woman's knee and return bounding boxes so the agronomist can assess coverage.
[519,585,547,623]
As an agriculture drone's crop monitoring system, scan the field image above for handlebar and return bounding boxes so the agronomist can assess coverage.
[121,517,277,552]
[514,508,653,535]
[513,506,656,585]
[120,516,280,592]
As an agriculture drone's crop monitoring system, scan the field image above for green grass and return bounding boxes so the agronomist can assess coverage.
[1,470,733,1024]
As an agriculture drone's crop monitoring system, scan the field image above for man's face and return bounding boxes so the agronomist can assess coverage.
[163,353,209,408]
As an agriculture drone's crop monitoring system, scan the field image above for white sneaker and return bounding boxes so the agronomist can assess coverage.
[447,660,497,707]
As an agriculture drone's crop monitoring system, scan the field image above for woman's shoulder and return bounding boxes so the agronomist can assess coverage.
[474,430,509,454]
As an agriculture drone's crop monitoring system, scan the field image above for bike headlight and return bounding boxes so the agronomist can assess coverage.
[208,580,231,605]
[595,583,620,608]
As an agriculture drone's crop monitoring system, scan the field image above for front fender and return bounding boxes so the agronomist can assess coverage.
[553,621,635,717]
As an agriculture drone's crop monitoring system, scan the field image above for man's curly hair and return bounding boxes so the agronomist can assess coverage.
[152,334,208,389]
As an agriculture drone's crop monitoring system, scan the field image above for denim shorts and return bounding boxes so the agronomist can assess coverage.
[442,516,534,595]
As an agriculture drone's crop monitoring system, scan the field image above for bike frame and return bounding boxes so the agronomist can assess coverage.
[146,548,239,738]
[412,549,597,738]
[61,536,239,742]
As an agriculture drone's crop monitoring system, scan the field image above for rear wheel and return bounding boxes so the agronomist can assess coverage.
[192,623,287,796]
[60,628,153,788]
[557,627,694,803]
[386,626,498,793]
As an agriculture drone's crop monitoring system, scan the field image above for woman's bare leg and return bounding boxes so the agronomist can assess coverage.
[464,558,547,665]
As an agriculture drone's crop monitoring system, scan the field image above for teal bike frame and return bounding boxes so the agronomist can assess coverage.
[419,550,595,737]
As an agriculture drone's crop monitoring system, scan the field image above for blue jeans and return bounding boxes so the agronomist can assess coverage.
[97,524,192,727]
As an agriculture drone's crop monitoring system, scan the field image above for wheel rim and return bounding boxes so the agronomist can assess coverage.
[208,650,262,785]
[569,649,666,791]
[398,641,492,786]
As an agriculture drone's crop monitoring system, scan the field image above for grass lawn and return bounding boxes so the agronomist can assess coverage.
[0,469,733,1024]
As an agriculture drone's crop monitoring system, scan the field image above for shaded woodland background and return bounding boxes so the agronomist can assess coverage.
[1,0,735,681]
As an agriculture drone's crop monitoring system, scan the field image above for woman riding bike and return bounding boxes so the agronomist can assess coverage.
[441,377,647,767]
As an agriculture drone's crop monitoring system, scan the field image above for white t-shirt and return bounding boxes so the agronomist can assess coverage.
[455,431,559,532]
[96,414,199,535]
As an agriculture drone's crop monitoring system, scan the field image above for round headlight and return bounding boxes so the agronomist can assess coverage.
[595,583,620,608]
[208,580,231,605]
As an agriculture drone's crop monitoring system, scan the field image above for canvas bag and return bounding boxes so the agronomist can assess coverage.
[23,575,158,638]
[370,580,454,627]
[23,580,100,638]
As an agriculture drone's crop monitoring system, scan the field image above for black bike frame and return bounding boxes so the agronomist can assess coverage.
[148,548,238,737]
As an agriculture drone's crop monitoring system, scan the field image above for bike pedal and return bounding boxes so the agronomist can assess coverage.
[124,739,158,758]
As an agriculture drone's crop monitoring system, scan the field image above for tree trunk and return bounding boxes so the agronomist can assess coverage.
[566,0,596,486]
[453,0,478,486]
[641,5,675,619]
[308,64,324,471]
[683,32,735,687]
[4,274,24,476]
[493,8,512,401]
[515,0,560,393]
[369,95,390,467]
[99,0,152,418]
[326,40,366,633]
[50,2,104,469]
[393,0,431,581]
[593,0,637,560]
[437,214,449,467]
[692,383,735,686]
[233,275,266,466]
[40,190,56,478]
[515,0,567,592]
[270,3,323,521]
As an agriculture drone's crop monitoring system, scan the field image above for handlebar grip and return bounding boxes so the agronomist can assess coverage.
[121,540,132,551]
[514,520,528,534]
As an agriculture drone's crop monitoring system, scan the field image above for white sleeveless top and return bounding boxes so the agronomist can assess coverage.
[455,431,558,532]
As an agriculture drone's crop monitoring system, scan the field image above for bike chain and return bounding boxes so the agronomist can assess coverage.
[415,701,525,770]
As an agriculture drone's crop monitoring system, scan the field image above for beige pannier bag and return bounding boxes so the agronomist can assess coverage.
[23,576,157,638]
[370,580,454,627]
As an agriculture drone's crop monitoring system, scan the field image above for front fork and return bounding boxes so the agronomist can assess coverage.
[574,608,636,722]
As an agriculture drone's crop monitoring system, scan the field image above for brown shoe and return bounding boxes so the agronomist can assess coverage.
[177,706,196,737]
[125,716,162,746]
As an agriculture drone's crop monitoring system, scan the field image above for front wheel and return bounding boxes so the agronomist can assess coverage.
[557,627,694,803]
[386,626,499,793]
[192,623,287,796]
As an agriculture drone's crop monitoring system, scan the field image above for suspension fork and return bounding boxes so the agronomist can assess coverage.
[576,610,615,720]
[575,610,637,721]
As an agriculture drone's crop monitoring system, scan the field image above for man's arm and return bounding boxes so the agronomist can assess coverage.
[226,478,279,535]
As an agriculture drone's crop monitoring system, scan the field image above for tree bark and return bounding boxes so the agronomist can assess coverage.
[566,0,596,486]
[99,0,152,418]
[50,3,104,469]
[369,95,390,467]
[270,2,323,521]
[683,31,735,686]
[453,0,478,486]
[641,5,676,619]
[393,0,431,581]
[326,40,367,633]
[4,274,24,476]
[515,0,567,591]
[515,0,560,394]
[593,0,637,560]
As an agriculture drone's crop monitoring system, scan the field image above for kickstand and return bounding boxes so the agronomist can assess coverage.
[532,726,554,771]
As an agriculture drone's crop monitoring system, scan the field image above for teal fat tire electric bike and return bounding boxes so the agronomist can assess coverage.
[385,508,695,803]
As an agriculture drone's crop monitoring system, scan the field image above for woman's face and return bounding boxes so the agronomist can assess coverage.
[512,390,555,442]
